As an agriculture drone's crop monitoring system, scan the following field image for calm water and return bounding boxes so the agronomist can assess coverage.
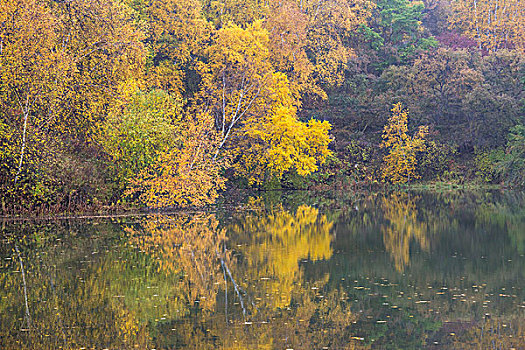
[1,191,524,349]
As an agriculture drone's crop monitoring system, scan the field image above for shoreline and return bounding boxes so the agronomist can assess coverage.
[0,182,515,221]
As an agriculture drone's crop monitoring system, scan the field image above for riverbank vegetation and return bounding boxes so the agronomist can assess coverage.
[1,0,524,213]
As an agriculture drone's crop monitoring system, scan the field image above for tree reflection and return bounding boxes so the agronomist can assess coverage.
[381,193,429,272]
[0,223,152,349]
[124,214,230,312]
[1,191,524,349]
[228,200,334,309]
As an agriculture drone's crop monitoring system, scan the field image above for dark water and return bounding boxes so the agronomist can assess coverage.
[1,191,524,349]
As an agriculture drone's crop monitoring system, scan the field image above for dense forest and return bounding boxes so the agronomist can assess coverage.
[1,0,524,213]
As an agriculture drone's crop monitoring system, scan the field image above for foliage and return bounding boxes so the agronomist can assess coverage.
[449,0,525,51]
[126,111,227,208]
[99,89,184,189]
[237,73,332,185]
[497,125,525,187]
[474,147,505,183]
[418,140,458,180]
[381,103,428,183]
[1,0,525,212]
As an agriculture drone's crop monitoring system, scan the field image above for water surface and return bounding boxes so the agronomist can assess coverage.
[1,191,524,349]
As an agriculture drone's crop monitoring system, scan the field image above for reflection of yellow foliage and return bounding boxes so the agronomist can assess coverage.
[381,194,429,272]
[125,214,228,311]
[230,203,334,308]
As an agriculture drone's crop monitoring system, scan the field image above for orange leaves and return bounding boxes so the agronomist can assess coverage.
[381,103,428,183]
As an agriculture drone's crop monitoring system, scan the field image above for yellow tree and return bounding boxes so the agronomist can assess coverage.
[381,103,428,183]
[301,0,376,94]
[199,20,332,184]
[449,0,525,51]
[198,20,275,159]
[202,0,375,98]
[264,1,315,95]
[0,0,145,207]
[126,110,227,208]
[0,0,61,184]
[238,72,332,184]
[138,0,210,96]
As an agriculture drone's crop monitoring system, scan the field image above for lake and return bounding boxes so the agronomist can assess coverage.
[1,190,524,349]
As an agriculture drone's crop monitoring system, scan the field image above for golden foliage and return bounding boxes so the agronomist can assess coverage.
[141,0,210,95]
[238,73,332,184]
[230,202,334,308]
[381,193,429,272]
[127,111,227,208]
[449,0,525,51]
[302,0,376,92]
[381,103,429,183]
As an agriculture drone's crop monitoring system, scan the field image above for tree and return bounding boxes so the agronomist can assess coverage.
[448,0,525,51]
[0,0,146,209]
[99,89,184,190]
[237,73,332,184]
[381,103,428,183]
[126,110,226,208]
[0,0,61,185]
[198,20,332,185]
[133,0,209,96]
[497,125,525,187]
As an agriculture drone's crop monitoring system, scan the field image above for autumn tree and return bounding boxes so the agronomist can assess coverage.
[381,103,428,183]
[99,89,184,191]
[132,0,209,96]
[126,110,226,208]
[448,0,525,51]
[0,0,61,187]
[198,20,332,185]
[0,0,145,209]
[237,73,332,185]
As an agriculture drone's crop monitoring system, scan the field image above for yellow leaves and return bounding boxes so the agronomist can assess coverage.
[264,1,312,89]
[302,0,375,93]
[237,73,332,185]
[201,20,272,85]
[449,0,525,51]
[127,111,227,208]
[142,0,209,96]
[381,103,428,183]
